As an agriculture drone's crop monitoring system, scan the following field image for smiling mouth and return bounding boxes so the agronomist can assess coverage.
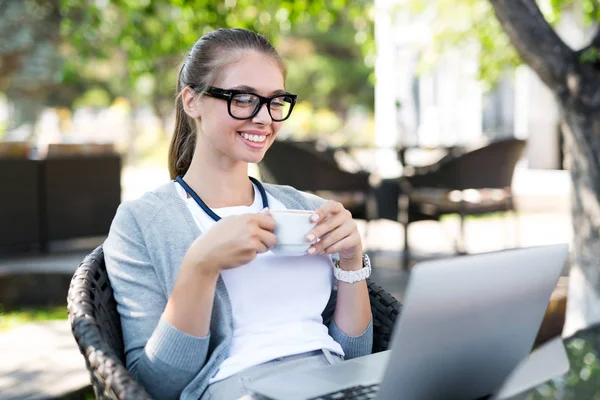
[238,132,268,143]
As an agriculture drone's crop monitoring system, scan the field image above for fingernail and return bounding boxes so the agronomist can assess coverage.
[308,247,316,255]
[306,234,315,242]
[310,214,319,222]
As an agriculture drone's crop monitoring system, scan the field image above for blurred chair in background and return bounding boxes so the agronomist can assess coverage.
[0,142,122,254]
[260,139,375,221]
[40,152,122,250]
[0,145,41,252]
[260,138,526,271]
[397,137,527,268]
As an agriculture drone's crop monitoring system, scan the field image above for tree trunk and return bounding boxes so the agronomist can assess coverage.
[562,104,600,335]
[126,101,139,166]
[150,99,172,140]
[1,1,63,136]
[6,96,44,140]
[488,0,600,334]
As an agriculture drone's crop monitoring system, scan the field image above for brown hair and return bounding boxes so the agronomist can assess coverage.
[168,28,286,179]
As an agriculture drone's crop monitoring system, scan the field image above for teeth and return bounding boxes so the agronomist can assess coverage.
[241,133,266,143]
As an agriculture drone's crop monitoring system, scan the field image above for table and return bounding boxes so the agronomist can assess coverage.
[520,322,600,399]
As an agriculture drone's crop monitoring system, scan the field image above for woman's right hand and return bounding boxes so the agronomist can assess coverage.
[182,209,277,276]
[166,210,275,336]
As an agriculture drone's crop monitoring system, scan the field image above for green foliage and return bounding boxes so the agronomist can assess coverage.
[404,0,599,87]
[0,305,68,333]
[58,0,375,116]
[581,46,600,64]
[73,87,113,109]
[0,0,63,126]
[579,0,600,24]
[403,0,519,87]
[284,20,375,112]
[526,331,600,399]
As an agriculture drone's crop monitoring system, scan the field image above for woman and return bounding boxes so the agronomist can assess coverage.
[104,28,373,400]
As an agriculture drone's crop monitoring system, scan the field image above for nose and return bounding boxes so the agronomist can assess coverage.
[251,102,272,125]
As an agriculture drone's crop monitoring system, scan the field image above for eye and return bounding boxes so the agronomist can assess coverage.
[232,94,258,107]
[270,96,291,109]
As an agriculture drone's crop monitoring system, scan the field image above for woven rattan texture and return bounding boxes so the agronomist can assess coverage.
[68,245,151,399]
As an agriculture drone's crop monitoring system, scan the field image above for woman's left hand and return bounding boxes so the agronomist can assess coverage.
[306,200,363,265]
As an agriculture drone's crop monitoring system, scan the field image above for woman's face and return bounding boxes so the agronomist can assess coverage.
[196,51,286,165]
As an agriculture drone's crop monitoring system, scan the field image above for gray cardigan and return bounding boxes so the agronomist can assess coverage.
[103,181,373,400]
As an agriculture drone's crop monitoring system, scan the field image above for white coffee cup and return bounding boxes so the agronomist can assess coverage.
[270,209,317,256]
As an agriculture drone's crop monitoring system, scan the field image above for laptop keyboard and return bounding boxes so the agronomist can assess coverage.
[308,384,380,400]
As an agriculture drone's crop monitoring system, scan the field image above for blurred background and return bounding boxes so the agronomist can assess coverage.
[2,0,598,398]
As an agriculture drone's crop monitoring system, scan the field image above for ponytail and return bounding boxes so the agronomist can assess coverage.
[168,74,196,180]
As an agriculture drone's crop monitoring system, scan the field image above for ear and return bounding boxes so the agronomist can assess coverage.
[181,86,202,119]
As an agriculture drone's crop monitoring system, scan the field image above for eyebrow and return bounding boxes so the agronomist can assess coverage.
[229,85,287,96]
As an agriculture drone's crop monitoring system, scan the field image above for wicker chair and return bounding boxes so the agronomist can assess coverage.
[68,245,402,399]
[68,246,151,399]
[397,138,527,269]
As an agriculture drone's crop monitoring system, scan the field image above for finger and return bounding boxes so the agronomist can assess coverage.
[309,220,355,254]
[306,230,331,252]
[257,230,277,250]
[252,238,269,254]
[306,208,352,243]
[310,200,344,224]
[254,213,276,231]
[322,232,361,255]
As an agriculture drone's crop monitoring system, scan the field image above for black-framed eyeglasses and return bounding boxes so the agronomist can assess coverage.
[200,86,297,122]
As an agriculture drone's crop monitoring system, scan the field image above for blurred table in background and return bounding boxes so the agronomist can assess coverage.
[314,141,463,177]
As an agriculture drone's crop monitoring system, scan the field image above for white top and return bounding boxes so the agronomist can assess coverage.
[174,182,344,383]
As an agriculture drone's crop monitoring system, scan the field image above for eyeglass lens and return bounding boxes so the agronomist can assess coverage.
[230,94,293,121]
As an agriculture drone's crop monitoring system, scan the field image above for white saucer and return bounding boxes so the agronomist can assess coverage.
[271,244,310,256]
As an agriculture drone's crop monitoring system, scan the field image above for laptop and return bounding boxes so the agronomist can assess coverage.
[247,244,569,400]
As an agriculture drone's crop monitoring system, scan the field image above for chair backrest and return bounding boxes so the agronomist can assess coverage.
[410,138,526,190]
[260,140,370,192]
[0,158,40,251]
[367,281,402,353]
[67,245,151,399]
[42,154,122,242]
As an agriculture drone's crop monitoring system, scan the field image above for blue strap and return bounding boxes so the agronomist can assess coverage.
[175,176,269,222]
